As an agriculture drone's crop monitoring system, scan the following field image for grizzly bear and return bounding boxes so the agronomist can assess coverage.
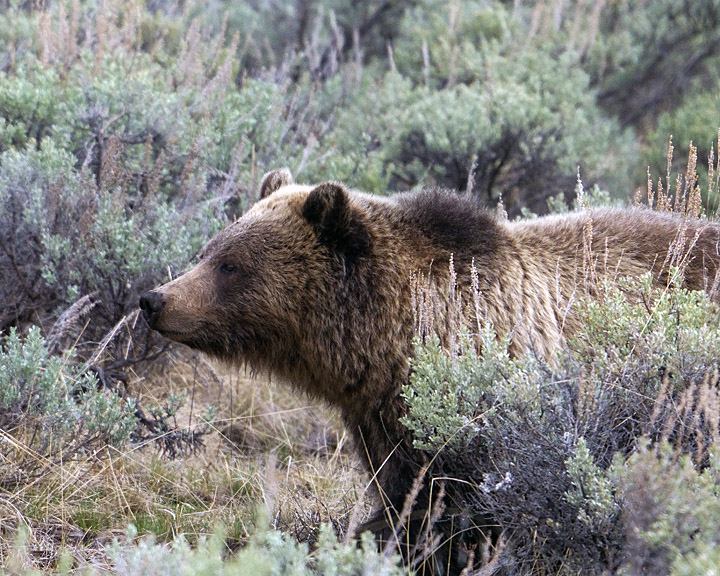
[140,169,720,533]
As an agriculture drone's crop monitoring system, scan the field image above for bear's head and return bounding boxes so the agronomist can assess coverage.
[139,170,376,391]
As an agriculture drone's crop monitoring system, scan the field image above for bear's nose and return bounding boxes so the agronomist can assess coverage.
[139,290,165,328]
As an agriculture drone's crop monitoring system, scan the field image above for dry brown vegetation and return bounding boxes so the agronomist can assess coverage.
[0,343,371,571]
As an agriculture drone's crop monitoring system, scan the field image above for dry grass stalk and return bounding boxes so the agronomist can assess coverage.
[708,130,720,217]
[410,269,433,341]
[661,136,675,211]
[447,0,460,87]
[651,368,720,468]
[142,133,162,201]
[574,172,604,295]
[582,212,598,291]
[177,19,203,86]
[524,0,607,59]
[648,137,704,218]
[88,309,140,366]
[412,254,491,355]
[640,139,719,293]
[422,39,431,89]
[649,373,672,434]
[375,463,454,573]
[92,0,108,77]
[468,535,506,576]
[46,294,98,354]
[195,30,240,117]
[98,134,124,191]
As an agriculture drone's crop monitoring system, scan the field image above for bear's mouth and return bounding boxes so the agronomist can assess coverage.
[155,325,224,355]
[148,315,206,344]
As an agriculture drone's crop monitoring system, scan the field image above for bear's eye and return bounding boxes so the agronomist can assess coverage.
[219,263,237,275]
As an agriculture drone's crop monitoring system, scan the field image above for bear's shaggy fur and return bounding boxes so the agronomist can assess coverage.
[140,171,720,512]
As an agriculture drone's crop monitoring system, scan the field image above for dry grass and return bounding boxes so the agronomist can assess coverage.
[525,0,607,58]
[0,346,370,572]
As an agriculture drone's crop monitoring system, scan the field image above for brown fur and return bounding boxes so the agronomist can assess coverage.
[259,167,293,199]
[140,170,720,510]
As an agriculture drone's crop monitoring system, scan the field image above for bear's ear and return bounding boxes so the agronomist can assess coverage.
[303,182,372,261]
[259,168,294,199]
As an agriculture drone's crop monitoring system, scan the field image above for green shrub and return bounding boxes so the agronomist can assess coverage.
[0,5,37,69]
[572,272,720,382]
[392,0,507,88]
[0,137,224,334]
[305,70,413,193]
[0,65,60,153]
[586,0,720,128]
[384,45,635,215]
[401,274,720,574]
[401,327,539,454]
[302,2,638,215]
[615,441,720,576]
[1,523,406,576]
[0,326,136,482]
[565,438,618,535]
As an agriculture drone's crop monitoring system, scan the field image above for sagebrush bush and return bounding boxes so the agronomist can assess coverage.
[389,45,635,216]
[311,2,637,216]
[0,136,224,334]
[585,0,720,128]
[0,327,136,483]
[401,274,720,575]
[0,1,355,340]
[3,523,405,576]
[401,327,539,455]
[615,441,720,576]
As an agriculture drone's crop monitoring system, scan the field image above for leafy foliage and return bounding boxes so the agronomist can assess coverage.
[615,442,720,576]
[588,0,720,128]
[402,276,720,574]
[382,5,636,215]
[401,327,538,454]
[4,523,405,576]
[0,327,136,482]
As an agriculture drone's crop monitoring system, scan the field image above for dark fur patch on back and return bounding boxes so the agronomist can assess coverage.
[394,188,502,255]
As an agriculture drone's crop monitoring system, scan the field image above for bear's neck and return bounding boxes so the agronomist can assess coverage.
[342,382,425,511]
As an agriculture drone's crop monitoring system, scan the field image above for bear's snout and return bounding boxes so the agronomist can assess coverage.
[139,290,165,328]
